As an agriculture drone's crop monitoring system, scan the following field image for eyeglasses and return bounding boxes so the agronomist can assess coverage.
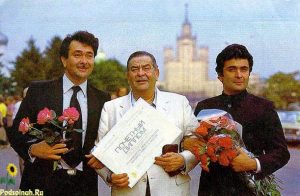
[129,65,154,73]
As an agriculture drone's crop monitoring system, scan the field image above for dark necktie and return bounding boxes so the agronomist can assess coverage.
[63,86,83,168]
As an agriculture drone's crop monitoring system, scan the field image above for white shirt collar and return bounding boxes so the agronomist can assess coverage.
[130,88,157,107]
[63,74,87,97]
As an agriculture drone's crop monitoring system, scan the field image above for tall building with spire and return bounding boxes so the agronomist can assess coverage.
[163,4,222,97]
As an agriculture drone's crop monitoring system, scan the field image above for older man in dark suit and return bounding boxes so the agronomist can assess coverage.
[8,31,110,196]
[186,44,290,196]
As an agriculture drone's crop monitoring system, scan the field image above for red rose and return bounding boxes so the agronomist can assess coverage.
[195,123,209,137]
[218,136,233,149]
[210,153,218,163]
[206,145,215,157]
[200,154,210,172]
[19,117,30,134]
[219,151,230,166]
[37,108,54,125]
[59,107,80,125]
[208,135,218,145]
[224,149,239,160]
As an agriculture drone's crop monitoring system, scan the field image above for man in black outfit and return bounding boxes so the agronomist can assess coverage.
[193,44,290,195]
[8,31,110,195]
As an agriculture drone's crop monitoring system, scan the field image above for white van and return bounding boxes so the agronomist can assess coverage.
[277,111,300,142]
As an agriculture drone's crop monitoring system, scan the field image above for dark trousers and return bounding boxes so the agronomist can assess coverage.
[46,169,97,196]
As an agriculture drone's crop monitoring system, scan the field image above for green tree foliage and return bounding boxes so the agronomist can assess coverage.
[11,36,64,92]
[89,59,128,92]
[0,62,9,94]
[44,36,64,80]
[11,38,46,91]
[10,36,128,94]
[264,72,300,109]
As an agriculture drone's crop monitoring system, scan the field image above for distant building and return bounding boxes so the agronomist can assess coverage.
[95,47,106,64]
[162,5,222,98]
[162,5,261,100]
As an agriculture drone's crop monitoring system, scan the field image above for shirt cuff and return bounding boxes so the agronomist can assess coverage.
[28,144,36,163]
[254,158,261,173]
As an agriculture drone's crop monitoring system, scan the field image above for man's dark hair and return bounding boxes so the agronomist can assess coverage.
[59,31,99,58]
[126,51,158,70]
[215,44,253,76]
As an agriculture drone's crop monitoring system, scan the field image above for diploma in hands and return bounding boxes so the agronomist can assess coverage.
[92,99,182,188]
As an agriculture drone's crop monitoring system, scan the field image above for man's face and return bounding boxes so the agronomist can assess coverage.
[218,58,250,95]
[61,40,94,85]
[127,55,159,95]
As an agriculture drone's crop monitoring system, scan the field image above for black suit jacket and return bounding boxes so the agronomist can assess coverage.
[194,91,290,196]
[8,78,110,195]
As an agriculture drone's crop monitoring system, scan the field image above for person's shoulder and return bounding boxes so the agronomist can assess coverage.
[104,95,128,107]
[246,93,274,108]
[88,84,110,99]
[194,95,222,115]
[197,95,221,106]
[201,96,220,102]
[159,90,187,100]
[28,79,59,91]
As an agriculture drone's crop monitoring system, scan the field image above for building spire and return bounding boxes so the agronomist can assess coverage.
[180,3,191,38]
[184,3,189,24]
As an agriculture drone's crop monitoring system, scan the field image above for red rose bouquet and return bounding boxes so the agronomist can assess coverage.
[193,111,242,172]
[192,109,281,196]
[18,107,83,145]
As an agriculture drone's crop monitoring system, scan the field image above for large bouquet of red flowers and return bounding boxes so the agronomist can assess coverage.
[192,109,281,196]
[193,111,242,172]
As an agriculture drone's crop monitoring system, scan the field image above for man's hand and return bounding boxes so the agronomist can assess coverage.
[231,149,257,172]
[30,141,68,160]
[85,154,104,169]
[182,137,206,152]
[154,152,184,172]
[111,173,129,188]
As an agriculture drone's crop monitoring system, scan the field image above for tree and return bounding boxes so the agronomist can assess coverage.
[0,62,10,94]
[44,36,64,79]
[264,72,300,109]
[89,59,128,92]
[11,38,46,91]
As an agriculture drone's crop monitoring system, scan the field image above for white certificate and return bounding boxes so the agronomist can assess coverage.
[92,98,182,188]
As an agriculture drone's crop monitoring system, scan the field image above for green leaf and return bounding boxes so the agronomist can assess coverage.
[53,161,58,171]
[45,136,56,145]
[74,128,84,133]
[29,129,42,136]
[199,146,207,155]
[50,110,57,118]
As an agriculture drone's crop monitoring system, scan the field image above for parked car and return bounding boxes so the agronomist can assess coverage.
[277,111,300,142]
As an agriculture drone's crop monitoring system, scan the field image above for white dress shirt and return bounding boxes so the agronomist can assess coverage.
[60,74,88,170]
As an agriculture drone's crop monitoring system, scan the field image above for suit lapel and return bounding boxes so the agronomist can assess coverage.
[51,78,63,115]
[117,94,132,118]
[83,83,99,151]
[155,89,169,115]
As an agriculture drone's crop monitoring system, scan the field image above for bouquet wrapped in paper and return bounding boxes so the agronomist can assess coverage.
[191,109,281,196]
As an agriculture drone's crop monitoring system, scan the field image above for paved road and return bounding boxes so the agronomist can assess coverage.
[1,145,299,195]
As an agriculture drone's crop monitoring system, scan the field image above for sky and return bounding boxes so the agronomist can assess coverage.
[0,0,300,80]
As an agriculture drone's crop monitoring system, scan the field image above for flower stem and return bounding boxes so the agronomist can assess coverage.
[49,120,63,129]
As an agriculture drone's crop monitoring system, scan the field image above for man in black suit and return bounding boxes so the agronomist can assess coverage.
[187,44,290,195]
[8,31,110,196]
